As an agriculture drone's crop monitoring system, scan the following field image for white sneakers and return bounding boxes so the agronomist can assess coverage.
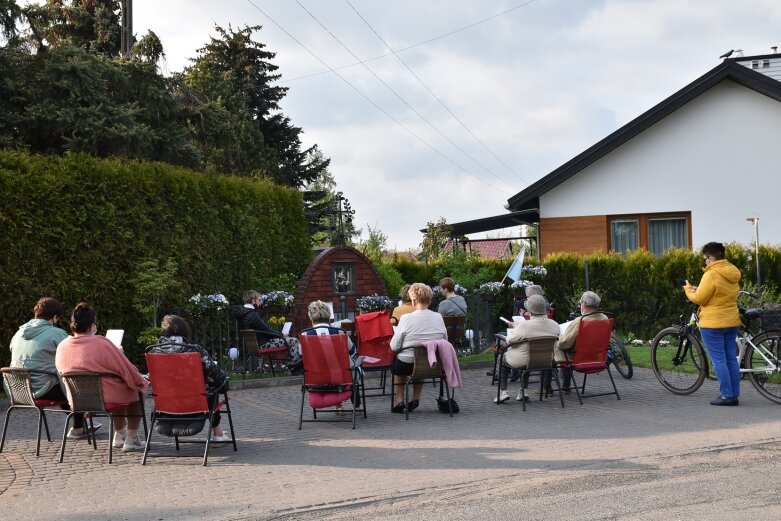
[66,422,102,440]
[112,430,144,451]
[211,432,231,443]
[516,389,530,402]
[122,436,144,452]
[494,390,510,403]
[494,390,530,403]
[112,430,126,448]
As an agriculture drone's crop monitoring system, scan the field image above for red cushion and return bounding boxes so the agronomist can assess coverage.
[308,390,353,409]
[104,402,132,412]
[259,346,288,354]
[34,399,68,407]
[572,362,607,374]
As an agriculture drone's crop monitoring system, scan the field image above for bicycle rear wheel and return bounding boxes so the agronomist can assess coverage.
[651,326,707,394]
[745,330,781,404]
[609,334,633,379]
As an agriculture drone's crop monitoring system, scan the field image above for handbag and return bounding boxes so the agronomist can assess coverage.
[436,395,459,414]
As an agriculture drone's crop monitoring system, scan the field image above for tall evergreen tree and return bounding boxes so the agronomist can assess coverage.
[183,24,328,187]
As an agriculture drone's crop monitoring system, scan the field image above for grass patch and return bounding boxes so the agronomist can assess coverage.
[458,351,494,363]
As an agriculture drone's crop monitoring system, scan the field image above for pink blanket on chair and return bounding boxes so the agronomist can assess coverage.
[422,339,462,388]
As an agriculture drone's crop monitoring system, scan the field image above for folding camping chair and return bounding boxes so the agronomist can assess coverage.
[298,330,366,429]
[355,310,394,397]
[239,330,289,376]
[557,318,620,404]
[143,351,236,466]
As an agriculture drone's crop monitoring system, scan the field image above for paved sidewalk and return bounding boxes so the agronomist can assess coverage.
[1,366,780,520]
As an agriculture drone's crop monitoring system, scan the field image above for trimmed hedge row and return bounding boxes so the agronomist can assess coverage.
[383,245,781,339]
[0,150,310,365]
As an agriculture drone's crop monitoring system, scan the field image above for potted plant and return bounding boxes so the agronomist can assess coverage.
[355,294,392,314]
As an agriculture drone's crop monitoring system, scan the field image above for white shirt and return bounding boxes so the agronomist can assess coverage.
[390,309,447,363]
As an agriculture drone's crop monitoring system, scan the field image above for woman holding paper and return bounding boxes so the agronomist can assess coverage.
[55,302,148,452]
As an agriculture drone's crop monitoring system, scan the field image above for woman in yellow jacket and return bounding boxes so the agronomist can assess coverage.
[684,242,742,406]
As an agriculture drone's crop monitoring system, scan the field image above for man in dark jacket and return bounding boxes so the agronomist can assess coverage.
[234,290,299,361]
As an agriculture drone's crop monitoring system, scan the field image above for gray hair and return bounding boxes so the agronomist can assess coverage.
[580,291,601,309]
[243,290,260,304]
[307,300,332,323]
[525,284,544,297]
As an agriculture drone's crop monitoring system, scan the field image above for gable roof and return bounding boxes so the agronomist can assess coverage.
[444,239,513,259]
[507,60,781,212]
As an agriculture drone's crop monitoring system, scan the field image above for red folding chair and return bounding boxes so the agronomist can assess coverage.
[355,311,394,397]
[143,351,236,466]
[239,329,289,376]
[0,368,70,456]
[298,330,366,429]
[557,318,620,404]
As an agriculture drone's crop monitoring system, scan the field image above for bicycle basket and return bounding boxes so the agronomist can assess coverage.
[759,306,781,331]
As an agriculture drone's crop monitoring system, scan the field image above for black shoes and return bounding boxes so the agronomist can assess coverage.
[391,403,406,413]
[710,396,739,406]
[406,400,420,412]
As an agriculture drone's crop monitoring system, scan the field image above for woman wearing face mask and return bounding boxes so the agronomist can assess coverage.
[55,302,148,452]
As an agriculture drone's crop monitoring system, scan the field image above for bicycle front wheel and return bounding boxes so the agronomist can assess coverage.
[745,330,781,404]
[651,326,707,394]
[610,334,633,379]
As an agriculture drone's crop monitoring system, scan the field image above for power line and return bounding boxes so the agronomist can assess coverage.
[283,0,539,83]
[243,0,512,195]
[345,0,532,187]
[293,0,516,192]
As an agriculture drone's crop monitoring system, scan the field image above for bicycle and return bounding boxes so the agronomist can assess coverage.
[651,299,781,403]
[608,334,633,379]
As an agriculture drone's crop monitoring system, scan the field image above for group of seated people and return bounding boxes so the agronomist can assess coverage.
[9,297,236,454]
[6,283,607,452]
[10,298,150,451]
[494,288,607,403]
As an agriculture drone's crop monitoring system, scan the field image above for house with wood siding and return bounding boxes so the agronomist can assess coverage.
[503,52,781,259]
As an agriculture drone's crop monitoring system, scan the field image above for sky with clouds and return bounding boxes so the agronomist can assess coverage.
[133,0,781,251]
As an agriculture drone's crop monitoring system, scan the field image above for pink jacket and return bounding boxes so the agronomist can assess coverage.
[56,335,147,405]
[422,339,462,388]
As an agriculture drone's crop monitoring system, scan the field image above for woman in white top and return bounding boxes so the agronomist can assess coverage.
[389,283,447,413]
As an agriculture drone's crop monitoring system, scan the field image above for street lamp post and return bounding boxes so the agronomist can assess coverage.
[746,217,760,287]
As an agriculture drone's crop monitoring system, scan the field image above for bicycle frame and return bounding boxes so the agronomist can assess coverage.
[738,327,781,373]
[678,306,779,375]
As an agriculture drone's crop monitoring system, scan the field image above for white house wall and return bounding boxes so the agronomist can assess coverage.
[540,79,781,248]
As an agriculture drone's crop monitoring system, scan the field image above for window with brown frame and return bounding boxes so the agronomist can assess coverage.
[609,213,690,255]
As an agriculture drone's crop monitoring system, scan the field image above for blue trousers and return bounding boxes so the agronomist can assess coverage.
[700,327,740,399]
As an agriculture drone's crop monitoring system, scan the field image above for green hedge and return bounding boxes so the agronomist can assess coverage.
[383,245,781,339]
[0,150,310,365]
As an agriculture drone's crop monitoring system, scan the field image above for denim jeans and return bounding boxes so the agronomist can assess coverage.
[700,327,740,399]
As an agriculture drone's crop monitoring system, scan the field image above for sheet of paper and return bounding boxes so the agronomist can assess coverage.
[281,322,292,336]
[362,356,381,364]
[105,329,124,349]
[559,320,573,335]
